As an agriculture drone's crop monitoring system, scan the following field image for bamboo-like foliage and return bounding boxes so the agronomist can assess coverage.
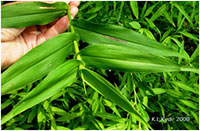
[1,60,80,125]
[2,33,78,95]
[1,1,199,130]
[2,2,68,28]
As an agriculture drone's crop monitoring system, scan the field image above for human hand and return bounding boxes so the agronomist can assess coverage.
[1,1,80,70]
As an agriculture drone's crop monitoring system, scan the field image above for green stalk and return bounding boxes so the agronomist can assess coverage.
[67,8,80,59]
[67,8,87,95]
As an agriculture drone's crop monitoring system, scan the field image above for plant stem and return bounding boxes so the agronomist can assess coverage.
[67,8,87,95]
[67,8,81,60]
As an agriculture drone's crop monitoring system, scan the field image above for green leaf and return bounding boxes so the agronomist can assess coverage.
[163,12,176,27]
[179,99,198,110]
[190,45,199,62]
[171,81,198,94]
[144,3,158,17]
[80,44,184,72]
[191,111,199,124]
[56,112,82,122]
[140,28,156,40]
[146,88,166,95]
[1,60,80,125]
[173,3,193,26]
[150,4,167,22]
[1,32,79,95]
[175,102,189,115]
[130,1,139,19]
[72,19,187,58]
[95,112,126,122]
[2,2,68,28]
[82,68,150,128]
[129,21,141,30]
[1,99,12,110]
[51,106,67,116]
[179,30,199,41]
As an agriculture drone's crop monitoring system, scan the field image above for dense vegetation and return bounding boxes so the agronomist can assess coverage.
[1,1,199,130]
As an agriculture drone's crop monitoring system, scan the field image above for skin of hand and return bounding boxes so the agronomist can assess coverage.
[1,1,80,70]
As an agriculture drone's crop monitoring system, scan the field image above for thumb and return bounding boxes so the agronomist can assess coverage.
[1,28,25,42]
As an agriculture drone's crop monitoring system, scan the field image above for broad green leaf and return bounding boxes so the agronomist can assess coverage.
[1,33,79,95]
[130,1,139,19]
[79,44,189,72]
[129,21,141,30]
[82,68,150,127]
[173,3,193,26]
[72,19,187,58]
[150,4,167,22]
[2,2,69,28]
[1,60,80,125]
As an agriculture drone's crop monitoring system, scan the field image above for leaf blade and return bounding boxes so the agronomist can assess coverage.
[1,60,80,125]
[1,32,79,95]
[1,2,68,28]
[82,68,149,127]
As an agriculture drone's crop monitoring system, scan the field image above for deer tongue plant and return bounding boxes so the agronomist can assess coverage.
[1,1,198,129]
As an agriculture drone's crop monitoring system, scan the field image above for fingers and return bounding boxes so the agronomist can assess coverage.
[36,16,69,44]
[1,28,25,42]
[36,2,79,45]
[22,26,38,50]
[69,1,80,7]
[70,5,79,18]
[45,0,70,4]
[1,35,28,69]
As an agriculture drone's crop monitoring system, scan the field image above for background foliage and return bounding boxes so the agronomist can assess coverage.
[1,1,199,130]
